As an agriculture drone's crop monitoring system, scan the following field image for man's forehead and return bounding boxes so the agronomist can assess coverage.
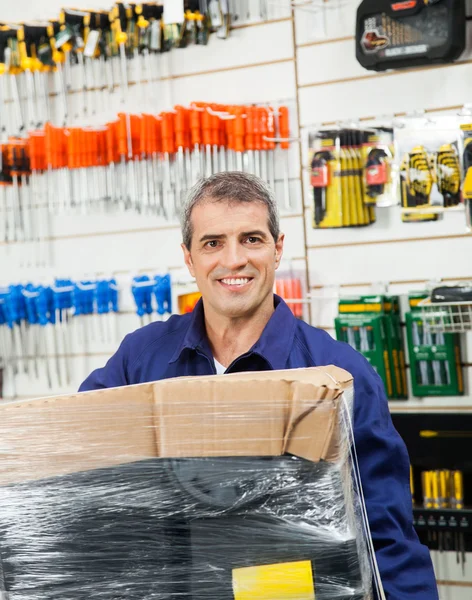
[192,200,271,233]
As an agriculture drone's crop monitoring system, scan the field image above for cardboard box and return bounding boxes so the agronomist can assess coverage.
[0,367,373,600]
[0,366,353,486]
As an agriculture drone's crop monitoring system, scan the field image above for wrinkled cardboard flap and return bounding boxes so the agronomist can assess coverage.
[0,366,353,486]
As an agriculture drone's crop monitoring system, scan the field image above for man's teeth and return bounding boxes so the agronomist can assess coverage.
[221,278,251,285]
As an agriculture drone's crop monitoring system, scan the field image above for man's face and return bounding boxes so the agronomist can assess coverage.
[182,199,284,319]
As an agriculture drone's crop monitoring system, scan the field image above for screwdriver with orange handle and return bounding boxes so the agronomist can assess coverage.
[200,104,212,178]
[161,111,176,217]
[105,120,119,206]
[278,106,291,211]
[233,105,245,172]
[245,105,255,175]
[190,105,203,184]
[259,106,269,183]
[253,106,262,178]
[175,105,188,204]
[141,113,153,213]
[225,108,235,172]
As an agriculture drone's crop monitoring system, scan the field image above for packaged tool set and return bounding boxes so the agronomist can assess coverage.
[335,295,408,400]
[0,368,378,600]
[395,117,464,222]
[356,0,466,72]
[405,291,464,397]
[460,123,472,231]
[308,127,396,229]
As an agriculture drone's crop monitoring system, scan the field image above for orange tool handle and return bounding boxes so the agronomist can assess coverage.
[161,112,176,154]
[210,108,220,147]
[130,114,142,158]
[259,107,268,151]
[141,113,149,157]
[175,105,186,150]
[155,115,162,154]
[245,106,255,151]
[201,105,212,146]
[66,128,76,169]
[106,121,118,164]
[117,113,128,158]
[266,107,276,151]
[226,113,234,152]
[278,106,290,150]
[252,106,262,151]
[190,107,202,147]
[233,106,245,154]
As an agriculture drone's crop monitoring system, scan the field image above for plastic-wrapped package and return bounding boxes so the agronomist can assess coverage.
[0,367,377,600]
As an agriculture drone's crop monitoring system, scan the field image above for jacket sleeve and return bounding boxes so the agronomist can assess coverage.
[352,364,438,600]
[78,335,131,392]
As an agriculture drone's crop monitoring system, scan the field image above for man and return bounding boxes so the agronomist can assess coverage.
[80,172,437,599]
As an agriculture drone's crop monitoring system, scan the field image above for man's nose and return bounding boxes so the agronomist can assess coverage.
[221,241,249,271]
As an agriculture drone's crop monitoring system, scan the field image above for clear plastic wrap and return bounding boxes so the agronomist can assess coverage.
[0,367,376,600]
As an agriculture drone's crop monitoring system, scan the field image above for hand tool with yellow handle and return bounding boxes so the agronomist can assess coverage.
[110,3,132,102]
[422,471,433,509]
[430,470,440,510]
[439,470,450,509]
[436,143,461,208]
[410,465,415,504]
[461,124,472,228]
[451,470,464,510]
[409,145,434,206]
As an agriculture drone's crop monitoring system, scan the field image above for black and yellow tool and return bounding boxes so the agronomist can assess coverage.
[461,123,472,228]
[436,143,461,207]
[400,145,438,223]
[309,128,378,229]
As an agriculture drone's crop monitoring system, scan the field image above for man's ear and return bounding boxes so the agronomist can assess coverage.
[181,243,196,278]
[274,233,285,270]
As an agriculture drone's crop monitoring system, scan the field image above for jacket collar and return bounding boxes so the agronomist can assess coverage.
[169,294,297,371]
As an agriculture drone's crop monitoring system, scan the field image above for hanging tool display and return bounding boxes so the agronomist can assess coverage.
[412,466,468,573]
[405,291,463,397]
[0,2,282,137]
[275,275,304,319]
[132,273,172,326]
[308,127,395,229]
[335,295,408,400]
[0,102,293,257]
[0,278,119,397]
[396,117,464,223]
[356,0,466,71]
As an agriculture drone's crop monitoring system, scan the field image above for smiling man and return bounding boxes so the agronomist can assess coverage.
[80,172,437,599]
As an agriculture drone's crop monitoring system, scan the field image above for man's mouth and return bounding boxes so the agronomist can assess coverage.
[217,277,254,289]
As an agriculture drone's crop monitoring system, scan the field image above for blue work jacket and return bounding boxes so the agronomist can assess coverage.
[80,295,438,600]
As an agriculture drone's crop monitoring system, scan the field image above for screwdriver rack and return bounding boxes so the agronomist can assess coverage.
[0,3,290,136]
[0,102,294,266]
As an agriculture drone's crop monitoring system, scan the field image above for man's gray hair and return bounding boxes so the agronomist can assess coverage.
[181,172,280,249]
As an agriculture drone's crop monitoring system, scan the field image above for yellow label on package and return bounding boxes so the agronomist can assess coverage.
[232,560,315,600]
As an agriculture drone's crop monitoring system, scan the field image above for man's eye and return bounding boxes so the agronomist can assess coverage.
[246,237,261,244]
[205,240,220,248]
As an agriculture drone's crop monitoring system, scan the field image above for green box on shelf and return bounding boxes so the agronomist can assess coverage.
[405,292,464,397]
[335,295,405,399]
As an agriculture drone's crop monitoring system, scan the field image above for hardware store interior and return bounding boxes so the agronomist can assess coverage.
[2,1,472,599]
